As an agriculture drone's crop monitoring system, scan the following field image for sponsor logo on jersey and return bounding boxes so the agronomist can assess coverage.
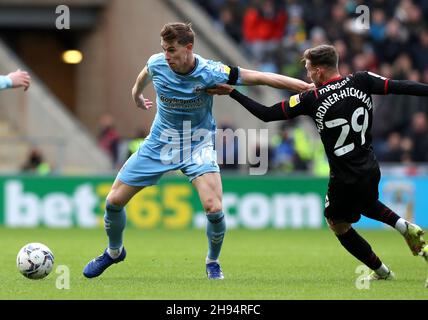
[318,77,350,95]
[289,94,301,108]
[159,94,204,109]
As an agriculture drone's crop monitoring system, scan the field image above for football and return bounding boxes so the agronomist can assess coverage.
[16,243,54,280]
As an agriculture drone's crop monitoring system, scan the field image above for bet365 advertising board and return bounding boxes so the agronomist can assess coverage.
[0,175,426,228]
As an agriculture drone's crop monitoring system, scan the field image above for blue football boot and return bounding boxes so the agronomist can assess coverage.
[83,248,126,278]
[206,262,224,280]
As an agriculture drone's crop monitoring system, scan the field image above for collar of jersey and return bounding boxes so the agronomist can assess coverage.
[172,56,199,76]
[321,75,343,86]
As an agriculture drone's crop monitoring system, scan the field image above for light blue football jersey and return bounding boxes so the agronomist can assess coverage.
[143,53,240,163]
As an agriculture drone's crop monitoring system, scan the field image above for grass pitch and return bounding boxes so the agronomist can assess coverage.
[1,227,427,300]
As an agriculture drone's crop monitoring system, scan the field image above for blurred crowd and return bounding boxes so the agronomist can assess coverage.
[194,0,428,174]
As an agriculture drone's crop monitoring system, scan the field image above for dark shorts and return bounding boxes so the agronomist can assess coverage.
[324,167,381,224]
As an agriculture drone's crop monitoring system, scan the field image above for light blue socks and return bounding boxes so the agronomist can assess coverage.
[206,211,226,261]
[104,202,127,250]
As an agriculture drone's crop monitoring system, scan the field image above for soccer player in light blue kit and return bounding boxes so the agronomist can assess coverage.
[83,22,312,280]
[0,69,30,91]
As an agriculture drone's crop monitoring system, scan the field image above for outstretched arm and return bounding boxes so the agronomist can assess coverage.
[132,66,153,110]
[239,67,313,93]
[207,84,286,122]
[363,71,428,96]
[387,79,428,96]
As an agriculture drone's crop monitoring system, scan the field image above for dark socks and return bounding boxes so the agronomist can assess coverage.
[336,228,382,270]
[363,200,400,228]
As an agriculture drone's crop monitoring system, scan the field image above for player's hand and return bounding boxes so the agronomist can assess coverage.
[135,94,153,110]
[206,84,234,96]
[306,83,316,91]
[8,69,30,91]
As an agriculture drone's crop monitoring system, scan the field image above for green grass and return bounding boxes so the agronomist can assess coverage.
[1,227,427,300]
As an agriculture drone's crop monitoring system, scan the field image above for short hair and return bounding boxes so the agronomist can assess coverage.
[303,45,338,69]
[160,22,195,45]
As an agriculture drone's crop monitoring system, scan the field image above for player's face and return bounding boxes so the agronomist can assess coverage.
[305,60,322,87]
[161,40,192,72]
